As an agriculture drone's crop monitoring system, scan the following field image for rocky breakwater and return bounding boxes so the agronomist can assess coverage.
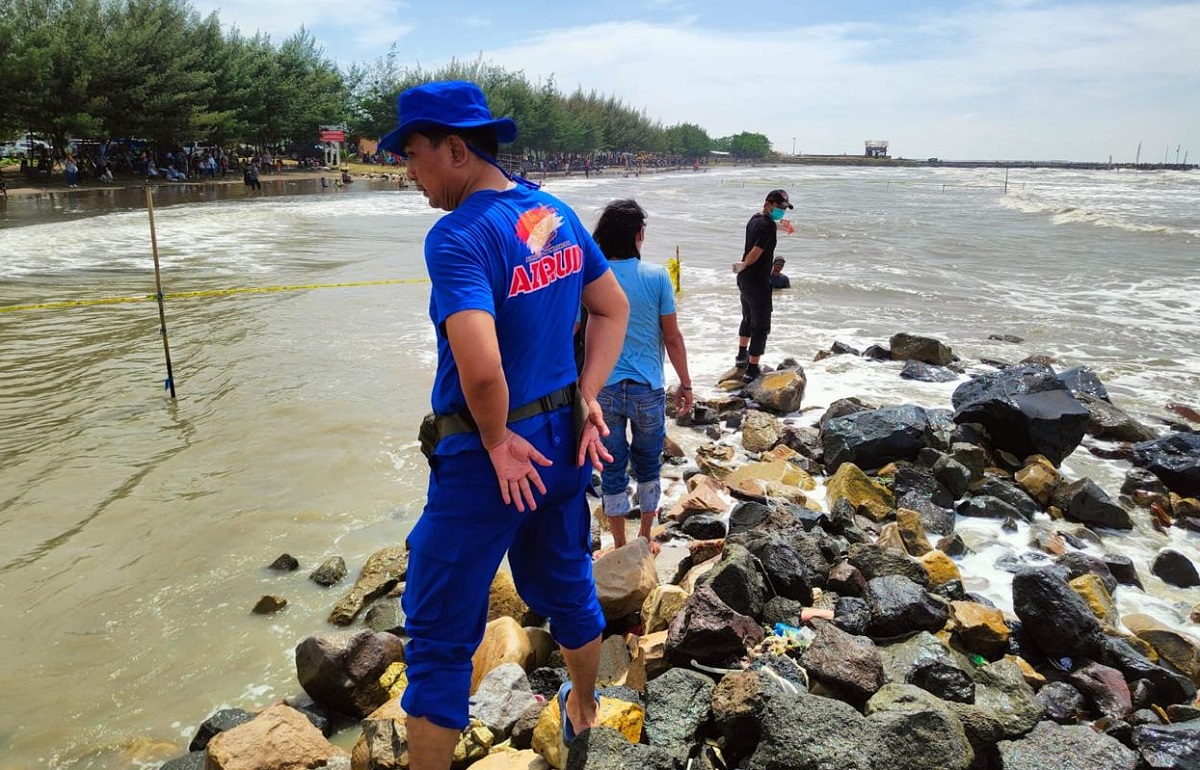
[157,332,1200,770]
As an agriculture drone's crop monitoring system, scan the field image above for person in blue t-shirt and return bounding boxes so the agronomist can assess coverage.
[591,200,692,556]
[378,81,629,770]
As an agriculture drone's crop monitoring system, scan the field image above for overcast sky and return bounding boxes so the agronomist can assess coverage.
[190,0,1200,162]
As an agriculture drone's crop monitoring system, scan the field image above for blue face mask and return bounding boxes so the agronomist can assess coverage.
[769,207,786,222]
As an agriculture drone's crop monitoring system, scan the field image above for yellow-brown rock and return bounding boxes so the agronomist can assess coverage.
[470,617,533,694]
[1004,654,1046,688]
[877,463,898,478]
[470,749,551,770]
[635,630,669,680]
[1015,457,1060,507]
[876,523,909,554]
[489,571,539,626]
[641,584,689,634]
[597,634,632,686]
[696,445,736,480]
[329,546,408,625]
[825,463,895,522]
[452,720,495,769]
[742,409,782,453]
[1123,613,1200,684]
[896,508,933,556]
[1069,574,1119,627]
[951,601,1010,657]
[531,694,645,770]
[207,704,346,770]
[662,434,685,460]
[725,459,810,490]
[919,550,962,589]
[381,661,407,701]
[667,477,728,522]
[592,538,659,620]
[688,538,724,564]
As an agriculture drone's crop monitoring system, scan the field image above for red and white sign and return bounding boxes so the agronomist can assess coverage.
[320,130,345,143]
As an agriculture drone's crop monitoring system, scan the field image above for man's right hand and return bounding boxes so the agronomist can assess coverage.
[485,430,552,512]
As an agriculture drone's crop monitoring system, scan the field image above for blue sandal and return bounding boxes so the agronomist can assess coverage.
[557,681,601,744]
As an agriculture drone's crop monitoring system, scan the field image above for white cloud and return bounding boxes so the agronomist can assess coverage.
[473,3,1200,160]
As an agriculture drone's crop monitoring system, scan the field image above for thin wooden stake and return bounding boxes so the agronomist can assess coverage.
[146,186,176,398]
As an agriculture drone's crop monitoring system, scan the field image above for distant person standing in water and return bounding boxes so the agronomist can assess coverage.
[591,199,692,555]
[733,189,792,380]
[770,257,790,290]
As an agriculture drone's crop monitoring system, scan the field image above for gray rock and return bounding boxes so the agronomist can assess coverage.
[997,720,1137,770]
[900,360,959,382]
[864,575,949,638]
[762,596,805,626]
[735,530,825,604]
[695,543,766,619]
[933,455,971,498]
[564,726,676,770]
[745,367,807,415]
[328,546,408,625]
[527,666,569,700]
[947,660,1043,746]
[309,556,348,587]
[509,699,549,750]
[1057,365,1111,403]
[818,396,876,430]
[728,501,770,535]
[1152,548,1200,588]
[1059,477,1132,529]
[681,513,726,540]
[746,692,876,770]
[890,333,957,366]
[866,684,974,770]
[252,595,287,614]
[848,543,930,587]
[952,364,1089,466]
[1122,467,1169,497]
[1055,552,1118,594]
[294,629,406,717]
[666,584,764,666]
[1079,393,1157,442]
[1036,682,1086,723]
[188,708,255,751]
[1099,637,1197,706]
[822,405,937,473]
[468,662,537,739]
[363,599,405,635]
[833,596,872,636]
[800,619,885,704]
[957,495,1024,521]
[828,561,867,597]
[645,668,714,761]
[1012,568,1104,660]
[976,476,1041,519]
[881,631,975,703]
[711,670,784,766]
[268,553,299,571]
[1131,432,1200,498]
[1132,720,1200,770]
[1069,661,1132,720]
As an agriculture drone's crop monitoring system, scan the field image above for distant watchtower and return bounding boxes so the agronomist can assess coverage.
[865,140,889,158]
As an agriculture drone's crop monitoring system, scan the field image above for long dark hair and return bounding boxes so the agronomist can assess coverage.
[592,199,646,260]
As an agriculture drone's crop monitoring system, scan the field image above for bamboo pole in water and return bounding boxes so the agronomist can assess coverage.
[145,186,176,398]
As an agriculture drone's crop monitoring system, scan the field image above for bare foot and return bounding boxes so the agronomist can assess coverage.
[639,535,661,556]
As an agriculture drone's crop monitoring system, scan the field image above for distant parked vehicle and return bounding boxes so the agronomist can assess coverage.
[0,137,52,157]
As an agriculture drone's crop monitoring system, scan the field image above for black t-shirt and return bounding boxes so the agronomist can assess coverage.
[741,212,777,285]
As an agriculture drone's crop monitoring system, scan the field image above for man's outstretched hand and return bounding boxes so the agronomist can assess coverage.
[577,397,613,470]
[486,430,552,512]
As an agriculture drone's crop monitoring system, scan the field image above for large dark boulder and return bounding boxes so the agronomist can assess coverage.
[645,668,714,762]
[1012,568,1104,660]
[822,405,937,473]
[710,670,784,766]
[957,495,1024,521]
[900,360,959,383]
[1036,681,1086,723]
[890,333,957,366]
[799,619,886,704]
[864,575,949,638]
[952,364,1089,466]
[1151,549,1200,588]
[1078,393,1157,442]
[997,720,1138,770]
[1070,662,1132,720]
[976,476,1041,519]
[947,659,1043,747]
[895,464,956,508]
[1131,432,1200,497]
[1059,477,1132,529]
[681,513,727,540]
[833,596,872,636]
[695,543,766,618]
[188,708,255,751]
[666,584,764,666]
[294,629,405,717]
[745,692,876,770]
[564,726,676,770]
[865,684,975,770]
[1057,365,1111,402]
[881,632,975,704]
[1132,720,1200,770]
[848,543,930,587]
[1099,637,1198,706]
[735,530,823,604]
[1055,552,1118,595]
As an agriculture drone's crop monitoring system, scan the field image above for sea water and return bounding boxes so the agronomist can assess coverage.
[1,165,1198,767]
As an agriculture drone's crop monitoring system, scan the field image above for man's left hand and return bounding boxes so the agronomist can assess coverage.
[577,397,613,470]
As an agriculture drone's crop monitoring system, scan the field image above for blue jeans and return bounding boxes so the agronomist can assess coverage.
[598,380,666,516]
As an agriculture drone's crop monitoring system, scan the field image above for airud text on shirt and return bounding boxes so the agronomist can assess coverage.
[507,244,583,297]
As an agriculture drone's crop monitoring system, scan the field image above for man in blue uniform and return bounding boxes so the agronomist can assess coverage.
[379,81,629,770]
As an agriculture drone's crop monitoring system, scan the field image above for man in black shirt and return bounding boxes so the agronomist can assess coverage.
[733,189,792,380]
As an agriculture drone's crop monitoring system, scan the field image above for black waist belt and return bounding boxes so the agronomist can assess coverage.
[438,384,576,438]
[419,384,579,460]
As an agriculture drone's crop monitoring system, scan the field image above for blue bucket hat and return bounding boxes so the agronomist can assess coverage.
[378,80,518,158]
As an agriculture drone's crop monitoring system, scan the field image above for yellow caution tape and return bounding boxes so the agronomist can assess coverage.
[0,278,429,314]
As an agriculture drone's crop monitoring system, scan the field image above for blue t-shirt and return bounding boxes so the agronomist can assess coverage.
[604,258,676,390]
[425,186,609,453]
